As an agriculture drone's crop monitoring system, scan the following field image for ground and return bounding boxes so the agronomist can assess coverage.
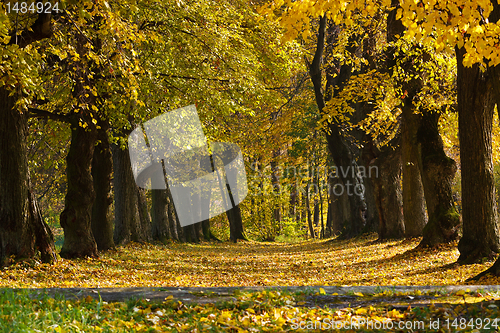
[2,234,500,332]
[1,233,498,287]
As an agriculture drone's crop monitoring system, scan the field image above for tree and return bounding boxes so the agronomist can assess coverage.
[112,141,152,245]
[307,16,368,238]
[0,6,57,265]
[395,0,500,261]
[91,117,115,251]
[385,1,427,237]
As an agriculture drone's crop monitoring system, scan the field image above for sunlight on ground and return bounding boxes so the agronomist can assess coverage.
[1,234,498,288]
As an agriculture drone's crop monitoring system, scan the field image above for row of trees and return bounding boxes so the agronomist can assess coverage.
[258,0,500,279]
[0,0,295,264]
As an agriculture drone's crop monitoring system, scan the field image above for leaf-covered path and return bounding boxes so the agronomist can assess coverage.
[1,234,499,288]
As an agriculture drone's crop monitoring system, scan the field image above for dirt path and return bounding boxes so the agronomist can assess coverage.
[20,285,500,309]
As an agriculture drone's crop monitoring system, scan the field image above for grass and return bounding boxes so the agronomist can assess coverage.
[3,286,500,332]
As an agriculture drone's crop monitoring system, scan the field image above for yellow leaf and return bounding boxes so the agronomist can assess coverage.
[356,308,367,315]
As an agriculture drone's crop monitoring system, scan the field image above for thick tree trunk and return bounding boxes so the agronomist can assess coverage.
[324,129,367,238]
[151,189,171,243]
[91,124,114,252]
[401,105,427,237]
[59,118,99,258]
[329,177,349,236]
[359,164,379,233]
[0,87,57,265]
[137,188,152,242]
[417,110,460,247]
[111,143,151,245]
[465,0,500,279]
[227,204,246,242]
[456,47,500,263]
[373,139,405,239]
[200,187,219,241]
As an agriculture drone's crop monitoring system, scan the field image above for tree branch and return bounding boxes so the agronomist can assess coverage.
[308,15,327,112]
[28,108,70,123]
[158,73,230,83]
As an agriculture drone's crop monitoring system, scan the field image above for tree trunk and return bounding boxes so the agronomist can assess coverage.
[359,163,379,233]
[313,165,320,229]
[417,110,460,247]
[227,204,246,242]
[306,180,315,238]
[456,46,500,263]
[151,189,171,243]
[0,87,57,265]
[373,138,405,239]
[325,183,333,238]
[319,184,325,238]
[166,184,180,241]
[200,187,219,241]
[91,123,115,252]
[330,177,349,236]
[290,190,297,220]
[270,152,281,234]
[137,188,152,242]
[401,104,427,237]
[111,143,151,245]
[59,117,99,259]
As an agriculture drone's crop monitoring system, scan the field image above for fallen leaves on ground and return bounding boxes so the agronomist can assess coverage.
[1,233,498,288]
[3,288,500,332]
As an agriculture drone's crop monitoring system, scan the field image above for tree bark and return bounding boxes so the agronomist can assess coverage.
[91,122,115,252]
[401,104,427,237]
[227,204,246,242]
[417,110,460,247]
[166,184,180,241]
[151,189,171,243]
[137,187,152,242]
[329,177,349,236]
[0,87,57,265]
[373,138,405,239]
[456,46,500,263]
[112,143,151,245]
